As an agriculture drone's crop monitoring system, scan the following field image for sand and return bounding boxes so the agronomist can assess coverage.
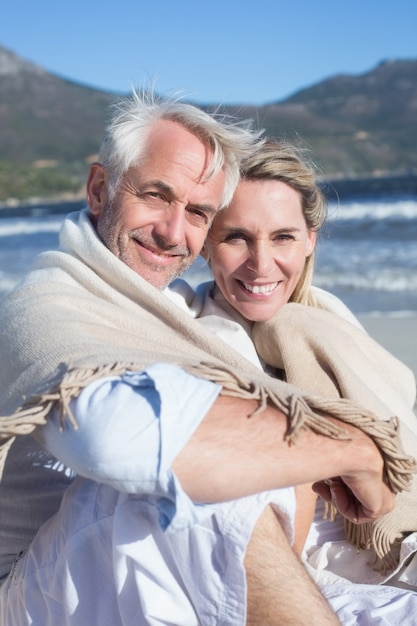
[358,315,417,381]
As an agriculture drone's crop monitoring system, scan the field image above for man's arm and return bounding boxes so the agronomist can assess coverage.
[173,393,395,523]
[36,364,395,524]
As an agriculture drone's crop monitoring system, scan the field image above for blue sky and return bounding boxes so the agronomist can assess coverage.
[2,0,416,105]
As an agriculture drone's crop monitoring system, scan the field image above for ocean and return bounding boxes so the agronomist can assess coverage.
[1,195,417,316]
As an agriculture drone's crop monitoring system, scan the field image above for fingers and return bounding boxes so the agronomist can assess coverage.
[312,478,396,525]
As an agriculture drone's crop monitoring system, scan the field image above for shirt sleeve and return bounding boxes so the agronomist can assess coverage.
[36,363,222,530]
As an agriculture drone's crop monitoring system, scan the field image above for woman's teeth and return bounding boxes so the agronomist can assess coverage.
[241,281,278,294]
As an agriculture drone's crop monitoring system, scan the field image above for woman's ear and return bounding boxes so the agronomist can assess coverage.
[87,163,109,219]
[305,230,317,257]
[200,242,209,261]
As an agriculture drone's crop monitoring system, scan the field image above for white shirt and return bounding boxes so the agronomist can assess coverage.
[2,363,295,625]
[3,285,416,624]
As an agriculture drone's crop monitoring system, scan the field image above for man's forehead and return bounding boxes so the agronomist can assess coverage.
[144,119,210,155]
[125,122,223,192]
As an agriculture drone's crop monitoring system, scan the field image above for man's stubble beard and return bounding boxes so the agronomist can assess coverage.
[95,203,195,290]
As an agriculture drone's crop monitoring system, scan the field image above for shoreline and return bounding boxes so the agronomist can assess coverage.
[0,197,86,218]
[1,172,416,216]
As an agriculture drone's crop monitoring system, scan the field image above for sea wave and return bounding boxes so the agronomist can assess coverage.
[0,274,20,295]
[0,204,416,315]
[0,216,64,238]
[328,197,417,221]
[314,269,417,293]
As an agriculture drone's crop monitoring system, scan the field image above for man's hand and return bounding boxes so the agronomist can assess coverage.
[312,471,396,525]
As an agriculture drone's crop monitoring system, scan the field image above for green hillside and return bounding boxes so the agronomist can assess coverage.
[1,46,416,202]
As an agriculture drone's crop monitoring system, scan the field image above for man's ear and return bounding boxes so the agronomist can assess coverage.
[87,163,109,219]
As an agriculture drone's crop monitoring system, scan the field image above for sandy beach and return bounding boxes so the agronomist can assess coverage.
[358,314,417,382]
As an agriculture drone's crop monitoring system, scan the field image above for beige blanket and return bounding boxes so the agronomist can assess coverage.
[252,304,417,570]
[0,209,415,571]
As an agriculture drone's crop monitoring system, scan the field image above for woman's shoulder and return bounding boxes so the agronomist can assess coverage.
[311,286,365,330]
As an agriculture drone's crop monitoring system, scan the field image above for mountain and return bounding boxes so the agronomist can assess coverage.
[0,47,116,165]
[217,58,417,179]
[1,45,417,202]
[264,58,417,176]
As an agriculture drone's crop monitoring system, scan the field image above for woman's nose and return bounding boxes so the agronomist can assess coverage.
[247,244,275,275]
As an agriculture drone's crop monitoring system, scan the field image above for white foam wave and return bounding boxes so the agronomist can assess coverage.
[315,270,417,292]
[0,275,20,295]
[328,198,417,221]
[363,310,417,318]
[0,217,64,238]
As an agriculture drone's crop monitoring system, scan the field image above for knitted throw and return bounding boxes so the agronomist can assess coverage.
[252,305,417,571]
[0,209,415,572]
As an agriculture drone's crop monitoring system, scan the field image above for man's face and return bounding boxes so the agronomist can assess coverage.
[88,120,226,289]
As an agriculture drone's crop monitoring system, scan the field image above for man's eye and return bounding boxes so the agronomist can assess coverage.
[187,208,209,225]
[147,191,165,200]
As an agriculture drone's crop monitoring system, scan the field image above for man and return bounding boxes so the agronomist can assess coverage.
[0,90,410,625]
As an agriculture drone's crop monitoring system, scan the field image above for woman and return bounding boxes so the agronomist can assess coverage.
[205,139,323,317]
[173,139,361,364]
[203,139,332,553]
[169,139,417,585]
[171,139,365,552]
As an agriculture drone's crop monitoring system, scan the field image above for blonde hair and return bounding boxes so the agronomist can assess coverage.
[239,139,327,307]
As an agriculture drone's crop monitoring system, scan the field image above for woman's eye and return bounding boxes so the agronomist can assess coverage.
[276,233,295,242]
[224,232,247,243]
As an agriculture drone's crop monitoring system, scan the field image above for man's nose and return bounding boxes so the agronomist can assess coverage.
[154,204,186,247]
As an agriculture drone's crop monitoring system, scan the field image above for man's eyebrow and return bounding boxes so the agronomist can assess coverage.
[145,180,219,216]
[140,180,173,195]
[190,203,218,217]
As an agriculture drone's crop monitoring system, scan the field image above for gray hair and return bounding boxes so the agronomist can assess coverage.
[98,89,264,208]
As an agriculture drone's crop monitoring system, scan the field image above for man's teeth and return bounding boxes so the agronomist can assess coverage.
[241,281,278,294]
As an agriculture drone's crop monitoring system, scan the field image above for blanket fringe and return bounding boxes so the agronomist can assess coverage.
[192,362,416,494]
[343,518,403,574]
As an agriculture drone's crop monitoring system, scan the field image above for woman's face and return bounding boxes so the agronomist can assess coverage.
[204,179,316,322]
